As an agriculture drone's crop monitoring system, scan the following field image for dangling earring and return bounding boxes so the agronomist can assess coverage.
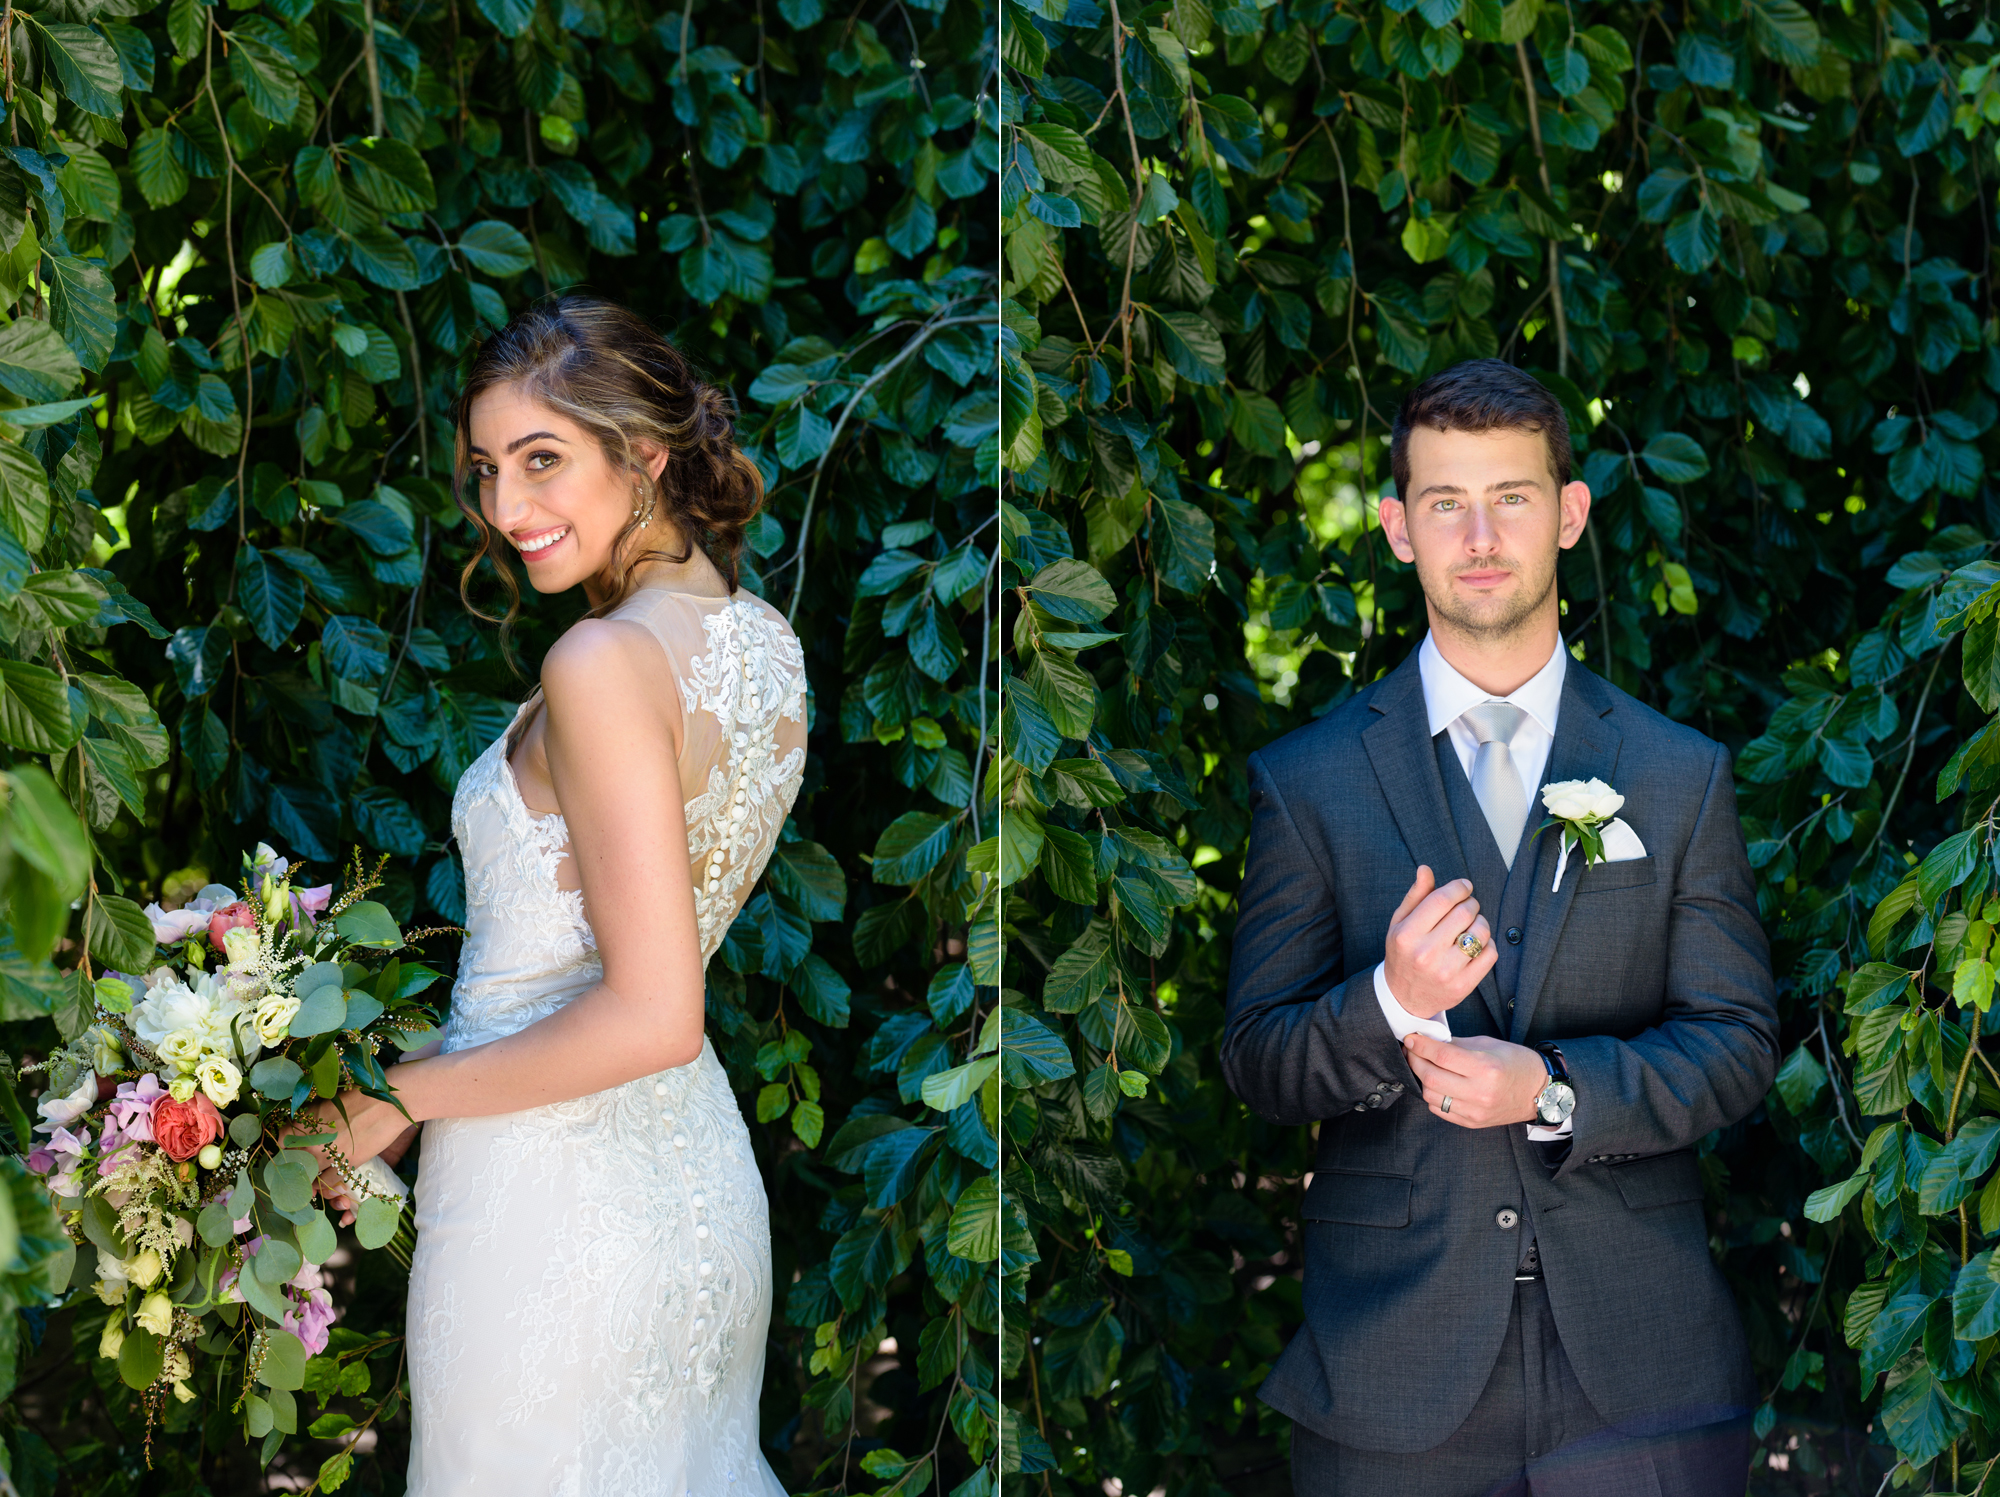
[633,482,657,529]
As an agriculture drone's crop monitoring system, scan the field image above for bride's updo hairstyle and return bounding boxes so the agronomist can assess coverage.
[452,295,764,627]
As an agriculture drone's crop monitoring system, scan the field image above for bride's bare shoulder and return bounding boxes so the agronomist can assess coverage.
[537,616,680,724]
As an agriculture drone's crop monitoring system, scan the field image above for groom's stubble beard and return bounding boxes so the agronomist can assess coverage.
[1418,545,1560,646]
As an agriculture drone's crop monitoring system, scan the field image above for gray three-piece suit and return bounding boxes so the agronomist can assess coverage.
[1223,646,1780,1495]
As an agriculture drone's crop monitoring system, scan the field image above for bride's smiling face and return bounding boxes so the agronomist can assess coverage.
[466,382,667,595]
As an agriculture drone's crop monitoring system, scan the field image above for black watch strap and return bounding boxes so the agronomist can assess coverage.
[1537,1044,1570,1086]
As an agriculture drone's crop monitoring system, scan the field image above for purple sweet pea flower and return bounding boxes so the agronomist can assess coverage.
[143,903,213,945]
[35,1070,98,1136]
[284,1291,336,1355]
[45,1125,91,1196]
[107,1074,166,1144]
[283,1261,336,1354]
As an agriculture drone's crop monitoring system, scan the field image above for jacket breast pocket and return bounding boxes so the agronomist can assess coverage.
[1576,855,1657,894]
[1609,1150,1703,1210]
[1302,1169,1412,1228]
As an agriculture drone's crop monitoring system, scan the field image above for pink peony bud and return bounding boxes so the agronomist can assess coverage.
[207,902,256,952]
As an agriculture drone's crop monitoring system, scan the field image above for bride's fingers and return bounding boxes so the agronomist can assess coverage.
[315,1168,357,1214]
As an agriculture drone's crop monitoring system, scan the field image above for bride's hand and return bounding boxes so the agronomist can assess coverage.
[377,1123,420,1170]
[294,1091,417,1228]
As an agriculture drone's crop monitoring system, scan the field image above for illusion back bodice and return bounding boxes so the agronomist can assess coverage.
[442,587,808,1052]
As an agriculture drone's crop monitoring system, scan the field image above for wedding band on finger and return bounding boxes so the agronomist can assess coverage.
[1456,930,1485,961]
[1440,1095,1453,1115]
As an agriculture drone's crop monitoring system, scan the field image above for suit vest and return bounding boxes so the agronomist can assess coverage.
[1435,731,1541,1021]
[1435,731,1558,1277]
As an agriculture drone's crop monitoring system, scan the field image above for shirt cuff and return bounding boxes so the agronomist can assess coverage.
[1373,963,1451,1044]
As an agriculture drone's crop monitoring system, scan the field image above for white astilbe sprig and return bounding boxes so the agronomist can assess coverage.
[229,916,312,1006]
[99,1151,200,1266]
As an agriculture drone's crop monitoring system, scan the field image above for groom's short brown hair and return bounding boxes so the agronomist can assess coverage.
[1390,360,1572,500]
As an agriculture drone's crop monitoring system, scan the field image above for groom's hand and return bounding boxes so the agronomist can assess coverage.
[1404,1034,1546,1128]
[1382,865,1497,1019]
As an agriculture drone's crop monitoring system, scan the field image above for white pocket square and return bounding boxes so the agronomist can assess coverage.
[1598,817,1648,861]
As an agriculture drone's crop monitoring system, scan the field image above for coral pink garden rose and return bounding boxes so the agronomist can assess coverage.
[207,902,256,952]
[152,1092,222,1162]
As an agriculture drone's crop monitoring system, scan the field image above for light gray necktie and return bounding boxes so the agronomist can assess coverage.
[1462,702,1529,868]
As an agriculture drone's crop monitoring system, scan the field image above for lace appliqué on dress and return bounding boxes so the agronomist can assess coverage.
[682,599,808,959]
[443,709,598,1054]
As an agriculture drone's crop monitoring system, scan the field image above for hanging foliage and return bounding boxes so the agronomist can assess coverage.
[0,0,1001,1483]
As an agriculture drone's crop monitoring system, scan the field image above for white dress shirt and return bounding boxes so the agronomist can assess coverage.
[1374,633,1573,1139]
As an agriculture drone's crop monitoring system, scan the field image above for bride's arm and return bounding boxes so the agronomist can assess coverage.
[311,619,707,1175]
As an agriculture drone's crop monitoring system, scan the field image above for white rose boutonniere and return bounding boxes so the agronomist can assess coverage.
[1538,778,1626,892]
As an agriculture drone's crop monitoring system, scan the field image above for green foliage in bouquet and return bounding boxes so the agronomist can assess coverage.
[0,0,1001,1479]
[999,0,2000,1493]
[21,848,437,1476]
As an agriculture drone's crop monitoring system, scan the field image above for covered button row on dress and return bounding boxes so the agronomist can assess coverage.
[690,1186,711,1339]
[656,1068,716,1384]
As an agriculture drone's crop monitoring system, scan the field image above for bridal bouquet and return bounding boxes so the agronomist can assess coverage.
[20,843,445,1460]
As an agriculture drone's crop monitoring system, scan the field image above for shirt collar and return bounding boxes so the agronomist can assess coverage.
[1417,632,1568,741]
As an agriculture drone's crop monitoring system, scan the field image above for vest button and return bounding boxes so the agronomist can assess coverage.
[1496,1208,1520,1230]
[1506,926,1523,945]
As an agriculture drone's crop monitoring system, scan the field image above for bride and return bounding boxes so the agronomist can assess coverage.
[304,295,805,1494]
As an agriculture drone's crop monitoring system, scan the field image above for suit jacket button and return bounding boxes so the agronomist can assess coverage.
[1496,1208,1520,1230]
[1506,926,1523,945]
[1366,1093,1383,1107]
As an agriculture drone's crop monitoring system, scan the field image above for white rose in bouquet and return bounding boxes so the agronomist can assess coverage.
[197,1056,243,1107]
[254,992,301,1046]
[156,1031,204,1073]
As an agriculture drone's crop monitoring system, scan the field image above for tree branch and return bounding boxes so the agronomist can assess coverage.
[1514,39,1570,377]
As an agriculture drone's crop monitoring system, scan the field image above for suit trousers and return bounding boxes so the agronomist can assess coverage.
[1287,1279,1753,1497]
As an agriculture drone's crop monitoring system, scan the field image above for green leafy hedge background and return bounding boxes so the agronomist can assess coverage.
[998,0,2000,1492]
[0,0,1001,1484]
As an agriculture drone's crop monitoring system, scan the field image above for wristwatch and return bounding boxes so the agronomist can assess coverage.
[1533,1045,1575,1126]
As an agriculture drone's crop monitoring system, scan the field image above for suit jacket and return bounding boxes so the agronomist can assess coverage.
[1221,645,1779,1454]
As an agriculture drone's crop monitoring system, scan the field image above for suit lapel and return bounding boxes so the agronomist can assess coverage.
[1362,651,1509,1035]
[1509,661,1624,1043]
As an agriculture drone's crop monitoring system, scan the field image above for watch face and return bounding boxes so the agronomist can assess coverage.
[1538,1082,1576,1125]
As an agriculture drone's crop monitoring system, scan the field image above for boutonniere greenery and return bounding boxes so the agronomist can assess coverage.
[1537,778,1627,893]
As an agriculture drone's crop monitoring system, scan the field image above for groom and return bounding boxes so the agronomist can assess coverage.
[1222,359,1779,1495]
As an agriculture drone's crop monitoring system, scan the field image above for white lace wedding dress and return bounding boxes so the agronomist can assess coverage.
[404,586,807,1496]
